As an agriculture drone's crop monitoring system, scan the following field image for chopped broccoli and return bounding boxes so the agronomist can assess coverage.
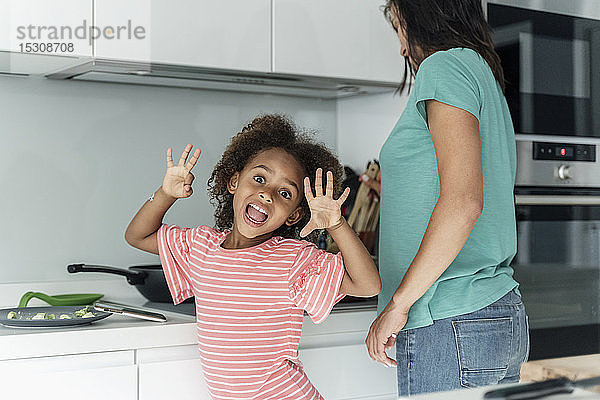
[74,306,91,317]
[4,306,98,322]
[31,313,46,320]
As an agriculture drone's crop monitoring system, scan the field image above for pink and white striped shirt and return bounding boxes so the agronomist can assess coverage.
[157,224,345,400]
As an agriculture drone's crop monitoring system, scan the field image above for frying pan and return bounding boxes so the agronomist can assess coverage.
[67,263,193,303]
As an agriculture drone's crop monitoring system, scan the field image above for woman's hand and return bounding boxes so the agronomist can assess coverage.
[162,144,201,199]
[359,170,381,199]
[300,168,350,237]
[366,299,409,367]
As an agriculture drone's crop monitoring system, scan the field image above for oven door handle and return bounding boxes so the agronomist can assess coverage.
[515,195,600,206]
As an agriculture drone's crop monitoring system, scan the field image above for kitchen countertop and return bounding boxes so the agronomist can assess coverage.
[0,278,378,361]
[402,386,600,399]
[4,281,599,399]
[521,354,600,394]
[0,279,197,360]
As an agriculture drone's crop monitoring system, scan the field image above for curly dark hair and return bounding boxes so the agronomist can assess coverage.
[207,114,344,244]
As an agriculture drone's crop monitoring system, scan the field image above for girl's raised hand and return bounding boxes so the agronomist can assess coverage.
[162,144,201,199]
[300,168,350,238]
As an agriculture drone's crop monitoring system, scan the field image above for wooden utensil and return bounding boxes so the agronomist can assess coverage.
[347,161,380,253]
[348,161,379,230]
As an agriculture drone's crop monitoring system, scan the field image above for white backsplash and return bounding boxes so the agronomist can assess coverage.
[0,75,338,283]
[336,90,408,174]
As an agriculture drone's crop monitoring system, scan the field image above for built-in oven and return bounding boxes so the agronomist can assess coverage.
[514,136,600,360]
[484,0,600,138]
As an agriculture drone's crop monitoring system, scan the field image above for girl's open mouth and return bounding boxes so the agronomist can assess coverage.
[244,203,269,227]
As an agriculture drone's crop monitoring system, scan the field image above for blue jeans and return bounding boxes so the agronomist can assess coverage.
[395,289,529,396]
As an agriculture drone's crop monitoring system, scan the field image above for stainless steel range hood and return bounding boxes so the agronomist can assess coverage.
[46,59,398,99]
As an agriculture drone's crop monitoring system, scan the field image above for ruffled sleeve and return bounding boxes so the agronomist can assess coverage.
[288,241,346,323]
[157,224,200,305]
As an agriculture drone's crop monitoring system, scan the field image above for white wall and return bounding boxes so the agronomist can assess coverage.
[336,91,409,175]
[0,75,337,283]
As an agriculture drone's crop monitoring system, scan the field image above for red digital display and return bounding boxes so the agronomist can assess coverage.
[555,146,573,157]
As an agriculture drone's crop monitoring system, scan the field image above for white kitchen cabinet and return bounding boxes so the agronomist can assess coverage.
[137,342,396,400]
[0,0,92,57]
[94,0,271,73]
[300,343,397,399]
[0,0,92,75]
[298,309,398,399]
[273,0,404,83]
[1,0,403,82]
[0,350,137,400]
[95,0,401,82]
[138,344,211,400]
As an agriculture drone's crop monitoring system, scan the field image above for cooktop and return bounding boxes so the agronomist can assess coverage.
[143,296,378,318]
[143,300,195,316]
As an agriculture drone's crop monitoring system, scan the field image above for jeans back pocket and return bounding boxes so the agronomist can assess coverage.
[452,317,513,388]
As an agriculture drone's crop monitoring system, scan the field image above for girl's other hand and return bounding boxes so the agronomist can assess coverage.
[300,168,350,237]
[359,169,381,199]
[162,144,201,199]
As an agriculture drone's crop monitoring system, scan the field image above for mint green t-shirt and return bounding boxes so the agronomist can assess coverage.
[378,48,518,330]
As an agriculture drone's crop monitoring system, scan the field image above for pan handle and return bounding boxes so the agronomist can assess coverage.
[67,263,147,285]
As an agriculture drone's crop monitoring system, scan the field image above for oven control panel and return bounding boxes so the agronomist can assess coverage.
[517,139,600,187]
[533,142,596,162]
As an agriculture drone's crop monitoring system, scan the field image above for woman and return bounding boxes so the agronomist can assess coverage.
[363,0,529,396]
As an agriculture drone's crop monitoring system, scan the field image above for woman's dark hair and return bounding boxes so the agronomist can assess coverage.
[383,0,505,94]
[207,114,344,243]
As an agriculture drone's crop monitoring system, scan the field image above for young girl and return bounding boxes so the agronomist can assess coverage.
[125,114,381,400]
